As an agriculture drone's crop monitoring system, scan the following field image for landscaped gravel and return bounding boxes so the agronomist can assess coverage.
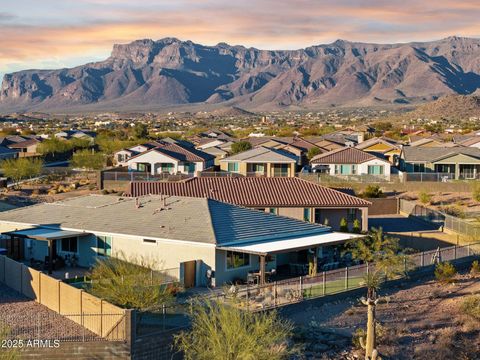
[0,282,99,341]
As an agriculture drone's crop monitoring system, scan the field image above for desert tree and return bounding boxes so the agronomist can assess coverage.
[307,147,322,161]
[2,157,43,189]
[230,141,252,155]
[70,149,105,171]
[174,300,295,360]
[344,227,408,359]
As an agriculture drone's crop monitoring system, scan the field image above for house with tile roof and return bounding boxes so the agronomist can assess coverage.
[399,147,480,179]
[311,147,391,180]
[0,195,362,286]
[127,177,371,231]
[220,146,298,177]
[355,137,402,164]
[126,143,214,176]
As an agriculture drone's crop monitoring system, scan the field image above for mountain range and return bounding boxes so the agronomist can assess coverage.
[1,36,480,113]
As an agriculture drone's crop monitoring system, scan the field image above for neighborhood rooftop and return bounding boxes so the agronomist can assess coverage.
[221,146,297,163]
[0,195,331,245]
[127,177,371,207]
[401,146,480,162]
[311,147,382,164]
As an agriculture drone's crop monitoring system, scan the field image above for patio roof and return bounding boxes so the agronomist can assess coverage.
[4,227,91,241]
[217,232,364,256]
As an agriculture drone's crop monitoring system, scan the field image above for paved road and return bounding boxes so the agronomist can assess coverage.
[368,214,441,233]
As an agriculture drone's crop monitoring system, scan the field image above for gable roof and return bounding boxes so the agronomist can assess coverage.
[311,147,385,164]
[127,177,371,208]
[401,146,480,162]
[127,143,214,163]
[220,146,297,163]
[0,195,330,245]
[355,137,401,152]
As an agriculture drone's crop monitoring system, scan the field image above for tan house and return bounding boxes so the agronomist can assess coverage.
[127,177,371,231]
[220,146,297,177]
[355,137,402,163]
[399,147,480,179]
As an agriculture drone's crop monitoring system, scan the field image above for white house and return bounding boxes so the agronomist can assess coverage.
[311,147,391,180]
[126,143,214,176]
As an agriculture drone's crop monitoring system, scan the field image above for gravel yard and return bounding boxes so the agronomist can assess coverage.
[287,272,480,359]
[0,282,99,341]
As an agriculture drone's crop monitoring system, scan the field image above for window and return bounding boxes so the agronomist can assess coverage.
[227,162,239,172]
[303,208,311,222]
[337,165,355,175]
[117,154,125,162]
[61,237,77,253]
[273,164,289,177]
[367,165,384,175]
[252,163,265,173]
[184,162,196,173]
[226,251,250,269]
[97,235,112,256]
[160,163,174,173]
[413,163,425,172]
[269,208,277,215]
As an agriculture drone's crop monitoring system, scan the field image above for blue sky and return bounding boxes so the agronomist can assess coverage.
[1,0,480,78]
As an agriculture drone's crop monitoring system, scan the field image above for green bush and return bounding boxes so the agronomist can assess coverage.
[339,217,348,232]
[418,191,432,205]
[470,260,480,276]
[434,262,457,284]
[230,141,252,155]
[352,219,361,233]
[362,185,383,198]
[460,295,480,320]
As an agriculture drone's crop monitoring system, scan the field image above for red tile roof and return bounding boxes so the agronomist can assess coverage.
[127,177,370,208]
[128,143,214,163]
[311,147,382,164]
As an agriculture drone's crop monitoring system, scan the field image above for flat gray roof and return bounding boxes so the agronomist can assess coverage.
[0,195,329,245]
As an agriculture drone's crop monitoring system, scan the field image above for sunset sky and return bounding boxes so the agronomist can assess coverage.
[1,0,480,78]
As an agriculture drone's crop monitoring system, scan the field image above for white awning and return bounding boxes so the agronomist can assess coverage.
[217,232,364,255]
[4,227,91,241]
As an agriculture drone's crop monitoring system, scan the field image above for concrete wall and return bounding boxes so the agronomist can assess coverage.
[367,198,399,216]
[0,255,126,340]
[20,341,131,360]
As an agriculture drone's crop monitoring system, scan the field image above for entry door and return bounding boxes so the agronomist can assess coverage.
[183,260,196,288]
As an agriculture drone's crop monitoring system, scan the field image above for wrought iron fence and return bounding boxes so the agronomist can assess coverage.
[103,171,192,182]
[211,242,480,311]
[0,313,126,342]
[399,199,480,238]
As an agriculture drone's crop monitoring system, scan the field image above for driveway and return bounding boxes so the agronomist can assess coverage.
[368,214,441,233]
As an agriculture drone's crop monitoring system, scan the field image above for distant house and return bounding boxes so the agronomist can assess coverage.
[127,177,371,231]
[408,137,449,148]
[454,136,480,149]
[55,130,97,142]
[220,146,298,177]
[355,137,402,163]
[0,195,362,286]
[399,147,480,179]
[311,147,391,180]
[0,135,42,157]
[114,141,164,166]
[126,143,215,176]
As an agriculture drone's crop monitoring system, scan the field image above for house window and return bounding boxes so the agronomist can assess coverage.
[273,164,289,177]
[269,208,277,215]
[226,251,250,269]
[303,208,311,222]
[61,237,78,253]
[347,209,356,222]
[367,165,384,175]
[184,162,196,173]
[117,154,125,162]
[252,163,265,173]
[97,235,112,256]
[227,162,239,172]
[160,163,174,173]
[413,163,425,172]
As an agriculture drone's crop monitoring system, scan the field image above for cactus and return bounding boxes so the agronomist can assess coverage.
[360,298,381,360]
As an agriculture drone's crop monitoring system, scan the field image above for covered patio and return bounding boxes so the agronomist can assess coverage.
[2,227,92,275]
[218,232,364,285]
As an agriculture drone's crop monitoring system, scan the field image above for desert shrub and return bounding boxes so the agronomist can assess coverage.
[174,300,295,360]
[339,217,348,232]
[352,219,361,233]
[472,184,480,202]
[418,191,432,205]
[440,205,465,218]
[434,262,457,284]
[362,185,383,198]
[470,260,480,276]
[461,295,480,320]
